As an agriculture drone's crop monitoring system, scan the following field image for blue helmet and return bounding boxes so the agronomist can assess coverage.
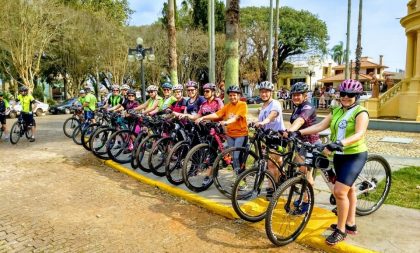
[162,82,173,89]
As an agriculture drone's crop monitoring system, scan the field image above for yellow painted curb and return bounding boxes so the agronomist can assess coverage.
[104,160,377,253]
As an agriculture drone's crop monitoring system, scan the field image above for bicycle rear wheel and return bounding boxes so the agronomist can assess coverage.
[91,127,114,160]
[9,121,21,144]
[355,154,392,216]
[63,117,80,138]
[81,123,99,151]
[212,147,258,198]
[265,177,314,246]
[148,137,175,177]
[106,129,134,164]
[231,167,277,222]
[135,135,160,173]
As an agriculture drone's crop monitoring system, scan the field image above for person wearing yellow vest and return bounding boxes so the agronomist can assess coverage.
[133,85,163,115]
[297,79,369,245]
[82,87,97,123]
[17,86,36,142]
[0,91,10,141]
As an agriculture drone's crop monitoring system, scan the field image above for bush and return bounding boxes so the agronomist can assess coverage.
[33,86,44,101]
[47,98,56,106]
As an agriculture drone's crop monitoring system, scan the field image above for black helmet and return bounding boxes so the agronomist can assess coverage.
[20,86,29,92]
[226,85,241,94]
[127,89,136,96]
[290,82,309,94]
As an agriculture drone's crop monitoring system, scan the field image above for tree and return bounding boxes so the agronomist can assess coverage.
[167,0,179,85]
[355,0,363,80]
[224,0,240,95]
[331,41,345,65]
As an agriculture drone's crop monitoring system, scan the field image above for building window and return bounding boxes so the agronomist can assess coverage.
[366,68,374,75]
[324,67,328,75]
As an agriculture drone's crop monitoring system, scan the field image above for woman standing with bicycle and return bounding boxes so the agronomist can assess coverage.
[296,79,369,245]
[254,81,286,199]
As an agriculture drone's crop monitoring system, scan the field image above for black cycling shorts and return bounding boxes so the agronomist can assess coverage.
[333,151,368,187]
[0,115,5,125]
[21,113,36,127]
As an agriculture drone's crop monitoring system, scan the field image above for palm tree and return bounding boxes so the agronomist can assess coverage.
[355,0,363,80]
[331,41,344,65]
[224,0,240,100]
[168,0,178,85]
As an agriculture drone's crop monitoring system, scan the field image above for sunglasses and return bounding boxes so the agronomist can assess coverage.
[127,95,135,97]
[147,91,155,94]
[339,92,357,98]
[204,90,212,93]
[163,89,171,91]
[187,89,196,92]
[113,90,119,92]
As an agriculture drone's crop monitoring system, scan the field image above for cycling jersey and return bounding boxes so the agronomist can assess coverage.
[122,100,139,111]
[185,96,205,115]
[160,96,177,111]
[17,94,35,113]
[170,98,187,113]
[0,99,9,114]
[198,97,224,116]
[258,99,285,131]
[108,95,123,107]
[330,104,368,154]
[83,93,97,111]
[290,101,319,144]
[146,95,163,110]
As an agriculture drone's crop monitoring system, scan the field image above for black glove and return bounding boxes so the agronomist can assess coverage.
[289,131,301,139]
[326,141,344,152]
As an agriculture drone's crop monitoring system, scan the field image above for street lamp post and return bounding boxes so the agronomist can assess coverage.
[128,37,155,102]
[306,70,315,91]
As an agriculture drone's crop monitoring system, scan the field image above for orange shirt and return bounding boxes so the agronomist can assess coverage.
[215,101,248,137]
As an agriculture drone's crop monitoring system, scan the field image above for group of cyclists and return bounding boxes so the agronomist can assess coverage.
[63,77,368,246]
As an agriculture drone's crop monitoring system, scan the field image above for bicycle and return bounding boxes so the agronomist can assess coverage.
[264,137,392,246]
[62,106,83,138]
[9,115,34,144]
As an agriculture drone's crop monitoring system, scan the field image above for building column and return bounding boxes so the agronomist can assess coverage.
[415,30,420,78]
[406,33,415,78]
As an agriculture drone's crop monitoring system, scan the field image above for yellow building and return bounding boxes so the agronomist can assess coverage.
[364,0,420,121]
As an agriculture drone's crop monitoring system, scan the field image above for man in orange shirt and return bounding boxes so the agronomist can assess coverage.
[196,85,248,175]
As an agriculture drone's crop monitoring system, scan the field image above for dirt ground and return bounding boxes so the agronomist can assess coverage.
[0,114,315,252]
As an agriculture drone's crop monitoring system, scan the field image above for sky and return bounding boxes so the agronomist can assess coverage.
[127,0,407,72]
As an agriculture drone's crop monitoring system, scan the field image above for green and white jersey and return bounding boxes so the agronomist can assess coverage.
[330,104,368,154]
[159,96,177,111]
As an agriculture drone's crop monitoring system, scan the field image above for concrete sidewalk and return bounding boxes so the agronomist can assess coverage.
[103,155,420,253]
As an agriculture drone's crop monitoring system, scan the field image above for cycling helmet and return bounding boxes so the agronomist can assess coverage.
[121,84,130,90]
[146,85,158,92]
[185,80,198,88]
[127,89,136,96]
[290,82,309,94]
[161,82,173,89]
[258,81,274,91]
[339,79,363,94]
[172,84,183,91]
[20,86,29,92]
[227,85,242,94]
[202,83,216,91]
[79,89,85,94]
[111,85,120,91]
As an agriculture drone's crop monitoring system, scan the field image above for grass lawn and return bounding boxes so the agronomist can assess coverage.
[382,166,420,209]
[247,104,262,109]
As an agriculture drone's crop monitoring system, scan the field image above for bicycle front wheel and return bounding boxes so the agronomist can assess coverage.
[231,167,277,222]
[212,147,258,198]
[9,121,21,144]
[148,137,175,177]
[63,117,80,138]
[91,127,114,160]
[265,177,314,246]
[355,154,392,216]
[165,141,190,185]
[81,123,99,151]
[106,129,134,164]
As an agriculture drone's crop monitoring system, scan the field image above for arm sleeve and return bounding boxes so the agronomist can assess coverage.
[238,102,248,118]
[299,105,315,122]
[215,105,227,118]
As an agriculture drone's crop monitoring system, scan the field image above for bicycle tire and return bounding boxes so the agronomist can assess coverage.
[9,121,21,145]
[182,143,217,192]
[135,134,160,173]
[63,117,80,138]
[355,154,392,216]
[130,132,147,169]
[231,167,277,222]
[91,127,115,160]
[25,126,33,139]
[81,123,100,151]
[265,176,314,246]
[165,141,190,185]
[148,137,174,177]
[106,129,134,164]
[212,147,258,198]
[72,124,83,145]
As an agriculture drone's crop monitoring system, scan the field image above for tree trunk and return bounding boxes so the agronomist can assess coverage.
[224,0,240,103]
[272,0,280,85]
[167,0,178,85]
[344,0,351,79]
[355,0,363,81]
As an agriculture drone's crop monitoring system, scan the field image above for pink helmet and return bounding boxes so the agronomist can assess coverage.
[202,83,216,90]
[185,80,198,88]
[339,79,363,94]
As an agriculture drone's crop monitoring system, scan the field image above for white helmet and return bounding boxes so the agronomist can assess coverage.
[146,85,158,92]
[259,81,274,91]
[121,84,130,90]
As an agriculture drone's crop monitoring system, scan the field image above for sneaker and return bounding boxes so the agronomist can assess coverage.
[329,224,358,235]
[29,137,35,142]
[202,176,212,186]
[326,228,347,245]
[266,188,275,201]
[291,201,310,215]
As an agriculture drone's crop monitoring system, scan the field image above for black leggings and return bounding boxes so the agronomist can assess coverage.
[333,152,368,187]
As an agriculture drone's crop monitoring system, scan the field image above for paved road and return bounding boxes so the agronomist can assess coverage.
[0,115,314,252]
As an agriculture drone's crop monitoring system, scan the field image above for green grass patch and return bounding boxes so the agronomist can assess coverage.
[382,166,420,209]
[247,104,262,109]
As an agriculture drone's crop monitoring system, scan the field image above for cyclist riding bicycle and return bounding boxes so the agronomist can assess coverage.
[133,85,163,115]
[187,83,223,120]
[283,82,320,214]
[149,82,177,115]
[0,91,10,141]
[16,86,37,142]
[297,79,369,245]
[82,87,97,124]
[196,85,247,185]
[169,84,187,116]
[253,81,286,199]
[105,85,124,109]
[181,80,205,117]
